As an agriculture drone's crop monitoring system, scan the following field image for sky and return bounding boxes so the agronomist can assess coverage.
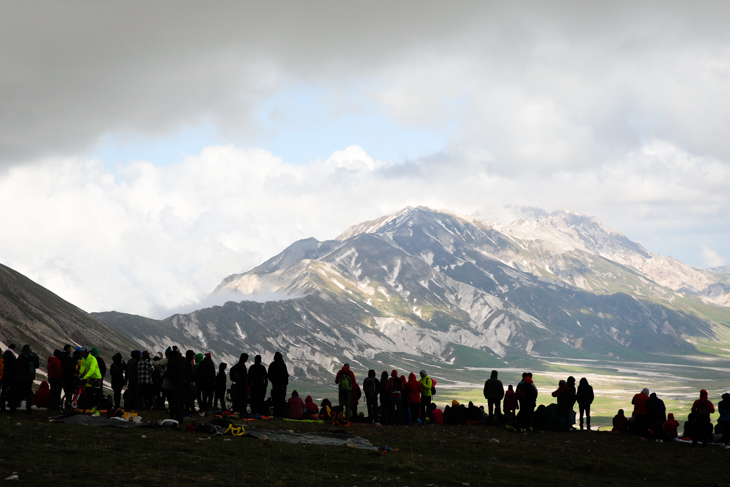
[1,1,729,318]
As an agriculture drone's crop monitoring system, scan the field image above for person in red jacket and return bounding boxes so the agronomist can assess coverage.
[287,390,304,419]
[405,372,423,423]
[34,380,51,409]
[631,388,650,435]
[503,384,518,427]
[691,389,715,447]
[334,363,357,419]
[612,409,628,432]
[47,350,63,410]
[663,412,680,439]
[303,395,319,419]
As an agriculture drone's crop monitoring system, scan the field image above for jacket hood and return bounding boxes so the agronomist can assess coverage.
[524,376,533,384]
[452,399,460,406]
[700,389,708,400]
[274,351,283,362]
[112,352,123,363]
[668,413,675,420]
[39,380,49,390]
[305,395,314,404]
[291,390,299,397]
[490,370,498,379]
[408,372,418,382]
[391,369,398,377]
[641,388,650,395]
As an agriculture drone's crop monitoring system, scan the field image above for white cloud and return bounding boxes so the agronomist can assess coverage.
[701,245,726,268]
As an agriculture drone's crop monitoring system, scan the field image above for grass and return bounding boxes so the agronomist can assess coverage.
[0,409,726,487]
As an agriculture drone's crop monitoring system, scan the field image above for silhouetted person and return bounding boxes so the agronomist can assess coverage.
[214,363,228,411]
[248,355,268,415]
[229,353,249,414]
[196,353,216,411]
[646,392,666,437]
[631,388,650,436]
[576,377,594,430]
[268,352,289,417]
[109,352,126,409]
[483,370,504,422]
[690,389,715,447]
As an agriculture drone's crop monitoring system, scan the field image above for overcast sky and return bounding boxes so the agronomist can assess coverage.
[1,1,729,318]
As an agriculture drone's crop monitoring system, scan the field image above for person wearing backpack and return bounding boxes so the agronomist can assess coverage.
[419,370,433,421]
[335,363,356,419]
[690,389,715,447]
[362,369,379,423]
[12,345,40,414]
[386,369,403,424]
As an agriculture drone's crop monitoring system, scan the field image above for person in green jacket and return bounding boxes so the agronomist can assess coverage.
[79,347,102,415]
[419,370,433,420]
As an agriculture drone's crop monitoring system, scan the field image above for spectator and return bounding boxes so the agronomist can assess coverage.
[576,377,594,431]
[483,370,504,422]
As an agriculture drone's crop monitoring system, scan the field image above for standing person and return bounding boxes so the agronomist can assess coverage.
[551,380,570,431]
[503,384,518,427]
[717,393,730,445]
[12,345,39,414]
[137,351,155,409]
[79,347,102,415]
[646,392,667,438]
[363,369,380,424]
[378,371,390,423]
[1,345,17,411]
[229,353,249,415]
[92,348,106,396]
[59,344,75,403]
[516,374,538,431]
[690,389,715,447]
[109,352,126,410]
[268,352,289,417]
[213,363,228,411]
[406,372,422,423]
[46,350,63,410]
[248,355,268,415]
[418,370,434,421]
[335,363,357,420]
[125,350,140,410]
[183,350,197,416]
[163,348,186,423]
[576,377,594,431]
[386,369,404,425]
[631,388,650,436]
[197,353,216,411]
[483,370,504,423]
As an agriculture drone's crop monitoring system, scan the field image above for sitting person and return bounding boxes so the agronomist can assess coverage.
[34,380,51,409]
[612,409,629,432]
[427,402,444,425]
[287,390,304,419]
[319,398,333,421]
[304,395,319,419]
[663,412,680,439]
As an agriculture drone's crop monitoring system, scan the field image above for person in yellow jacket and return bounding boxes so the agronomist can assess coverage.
[79,347,102,415]
[419,370,434,420]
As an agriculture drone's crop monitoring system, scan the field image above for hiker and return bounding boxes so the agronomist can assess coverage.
[60,344,76,401]
[248,355,268,415]
[287,390,304,419]
[576,377,594,430]
[406,372,423,423]
[419,370,434,421]
[213,362,228,411]
[646,392,667,438]
[319,398,333,421]
[304,395,319,419]
[631,388,650,436]
[717,393,730,445]
[363,369,380,423]
[483,370,504,422]
[386,369,404,424]
[197,353,216,411]
[663,413,680,439]
[78,347,102,415]
[351,380,362,418]
[109,352,126,410]
[152,353,166,409]
[92,348,106,389]
[427,402,444,425]
[503,384,518,427]
[125,350,140,410]
[229,353,249,414]
[46,350,63,410]
[268,352,289,417]
[378,371,390,423]
[335,363,357,419]
[183,350,197,415]
[1,345,17,411]
[163,348,186,423]
[612,409,629,432]
[137,351,156,409]
[690,389,715,447]
[551,379,571,431]
[516,373,538,430]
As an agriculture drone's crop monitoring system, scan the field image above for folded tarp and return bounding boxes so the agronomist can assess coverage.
[244,429,378,451]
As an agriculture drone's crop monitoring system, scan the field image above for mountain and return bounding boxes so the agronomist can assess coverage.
[96,207,730,384]
[0,263,139,362]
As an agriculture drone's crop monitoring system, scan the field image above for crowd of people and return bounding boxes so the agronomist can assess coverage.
[1,343,729,447]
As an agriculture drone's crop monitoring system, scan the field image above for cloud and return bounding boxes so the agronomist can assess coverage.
[701,245,726,268]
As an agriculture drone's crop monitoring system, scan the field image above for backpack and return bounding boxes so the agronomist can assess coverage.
[339,373,352,392]
[390,376,402,395]
[364,377,377,397]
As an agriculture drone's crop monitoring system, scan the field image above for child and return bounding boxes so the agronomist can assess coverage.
[213,363,228,411]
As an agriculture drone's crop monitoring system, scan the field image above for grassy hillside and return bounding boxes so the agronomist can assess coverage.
[0,410,726,486]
